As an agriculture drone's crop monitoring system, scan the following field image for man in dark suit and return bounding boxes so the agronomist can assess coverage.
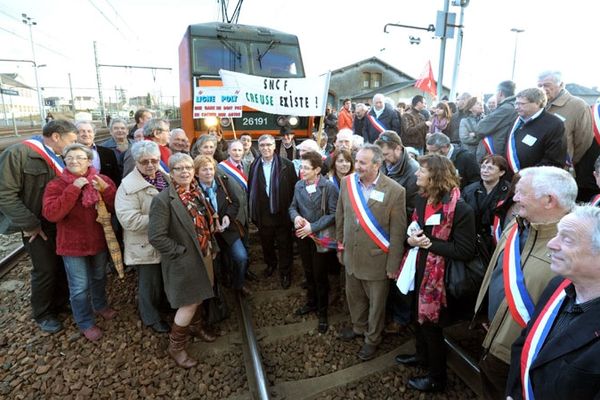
[506,205,600,400]
[362,94,401,143]
[76,121,121,186]
[426,132,479,189]
[336,144,406,361]
[248,134,298,289]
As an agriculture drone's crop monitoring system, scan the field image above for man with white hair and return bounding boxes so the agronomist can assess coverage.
[538,70,600,201]
[169,128,190,154]
[506,205,600,399]
[474,166,578,400]
[353,103,368,138]
[362,94,401,144]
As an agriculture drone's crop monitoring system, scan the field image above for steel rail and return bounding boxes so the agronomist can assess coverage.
[0,244,26,279]
[238,292,271,400]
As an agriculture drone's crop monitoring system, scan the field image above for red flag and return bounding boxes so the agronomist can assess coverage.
[414,61,437,96]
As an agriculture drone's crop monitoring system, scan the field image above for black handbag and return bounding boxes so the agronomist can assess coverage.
[204,283,230,325]
[445,255,486,300]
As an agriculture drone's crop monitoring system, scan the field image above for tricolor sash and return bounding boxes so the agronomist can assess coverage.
[328,175,339,190]
[346,173,390,252]
[366,113,387,134]
[482,136,495,155]
[159,159,170,173]
[506,118,524,173]
[503,224,535,327]
[219,160,248,191]
[520,279,571,400]
[492,199,506,245]
[592,104,600,146]
[590,193,600,207]
[23,137,64,175]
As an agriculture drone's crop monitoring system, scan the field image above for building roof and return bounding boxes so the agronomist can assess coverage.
[0,73,35,90]
[566,83,600,96]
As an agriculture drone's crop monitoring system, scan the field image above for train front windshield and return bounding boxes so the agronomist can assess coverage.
[192,38,304,78]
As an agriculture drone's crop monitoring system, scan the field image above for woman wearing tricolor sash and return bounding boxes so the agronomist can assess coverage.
[395,154,476,392]
[505,206,600,400]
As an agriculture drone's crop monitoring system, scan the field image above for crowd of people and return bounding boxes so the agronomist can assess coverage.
[1,68,600,398]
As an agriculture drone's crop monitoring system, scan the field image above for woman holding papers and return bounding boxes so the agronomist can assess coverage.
[395,154,476,393]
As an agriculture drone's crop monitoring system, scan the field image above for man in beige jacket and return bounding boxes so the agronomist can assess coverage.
[336,144,406,361]
[473,166,577,399]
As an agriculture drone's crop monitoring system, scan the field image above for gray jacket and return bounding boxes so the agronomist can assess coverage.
[474,96,517,162]
[289,178,339,235]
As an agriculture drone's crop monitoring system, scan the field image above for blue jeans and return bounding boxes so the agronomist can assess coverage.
[62,252,109,330]
[228,239,248,289]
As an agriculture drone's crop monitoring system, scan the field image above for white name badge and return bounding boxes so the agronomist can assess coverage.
[306,184,317,193]
[522,134,537,147]
[369,190,384,202]
[425,214,441,226]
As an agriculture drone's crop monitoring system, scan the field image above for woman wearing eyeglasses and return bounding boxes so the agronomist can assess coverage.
[148,153,217,368]
[116,141,171,334]
[42,143,118,342]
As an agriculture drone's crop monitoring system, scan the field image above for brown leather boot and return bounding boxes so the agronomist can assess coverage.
[188,310,217,342]
[168,323,197,368]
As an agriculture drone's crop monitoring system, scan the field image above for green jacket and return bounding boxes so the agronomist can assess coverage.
[474,218,559,364]
[0,142,59,234]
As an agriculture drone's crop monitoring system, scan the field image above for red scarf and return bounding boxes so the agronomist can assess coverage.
[176,181,214,256]
[403,187,460,324]
[60,167,101,208]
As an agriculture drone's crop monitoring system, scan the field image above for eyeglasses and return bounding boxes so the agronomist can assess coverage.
[138,159,160,166]
[259,142,275,147]
[377,134,400,146]
[172,166,194,172]
[64,156,89,161]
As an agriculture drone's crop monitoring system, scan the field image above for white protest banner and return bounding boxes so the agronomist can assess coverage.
[193,86,244,119]
[219,69,331,117]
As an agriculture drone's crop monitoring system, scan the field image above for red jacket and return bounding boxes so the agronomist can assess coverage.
[337,107,353,131]
[42,169,116,256]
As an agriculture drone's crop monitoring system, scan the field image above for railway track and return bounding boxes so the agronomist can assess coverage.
[0,237,482,399]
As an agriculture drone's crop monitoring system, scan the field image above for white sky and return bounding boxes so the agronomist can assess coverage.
[1,0,598,104]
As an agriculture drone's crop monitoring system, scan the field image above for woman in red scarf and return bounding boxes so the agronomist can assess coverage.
[42,143,118,342]
[395,154,476,392]
[148,153,217,368]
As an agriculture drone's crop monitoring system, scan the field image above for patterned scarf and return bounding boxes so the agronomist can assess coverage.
[142,170,168,192]
[60,167,101,208]
[176,181,213,256]
[408,187,460,324]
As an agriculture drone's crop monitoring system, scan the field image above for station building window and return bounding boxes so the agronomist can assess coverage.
[362,72,371,88]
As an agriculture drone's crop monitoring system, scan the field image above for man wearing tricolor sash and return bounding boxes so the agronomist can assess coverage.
[362,94,401,144]
[217,140,253,281]
[473,166,577,399]
[0,120,78,334]
[506,206,600,400]
[336,144,406,361]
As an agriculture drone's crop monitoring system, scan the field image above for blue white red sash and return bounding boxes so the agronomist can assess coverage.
[366,114,387,134]
[23,137,64,175]
[482,136,495,155]
[590,194,600,207]
[492,199,506,244]
[159,159,169,173]
[219,160,248,191]
[520,279,571,400]
[346,173,390,253]
[592,104,600,146]
[328,175,339,190]
[506,118,524,173]
[502,223,535,328]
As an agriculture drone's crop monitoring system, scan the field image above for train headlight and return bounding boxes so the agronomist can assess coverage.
[220,117,231,128]
[204,116,218,128]
[288,116,299,127]
[276,116,288,127]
